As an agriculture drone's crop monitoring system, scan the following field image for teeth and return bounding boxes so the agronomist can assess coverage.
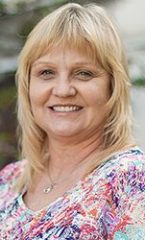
[52,105,81,112]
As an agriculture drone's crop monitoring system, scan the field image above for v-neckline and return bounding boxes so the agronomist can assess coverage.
[17,146,138,216]
[18,165,97,216]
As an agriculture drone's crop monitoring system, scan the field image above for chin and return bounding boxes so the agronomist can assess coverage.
[46,126,82,139]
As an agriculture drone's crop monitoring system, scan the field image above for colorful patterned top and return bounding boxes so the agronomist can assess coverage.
[0,146,145,240]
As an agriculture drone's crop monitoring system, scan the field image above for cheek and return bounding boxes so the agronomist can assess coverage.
[95,81,110,105]
[29,88,38,108]
[82,75,110,103]
[29,81,48,106]
[85,85,109,107]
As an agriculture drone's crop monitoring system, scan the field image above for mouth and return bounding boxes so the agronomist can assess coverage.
[49,105,83,112]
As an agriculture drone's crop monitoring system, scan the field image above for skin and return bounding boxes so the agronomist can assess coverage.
[30,46,110,142]
[25,46,111,211]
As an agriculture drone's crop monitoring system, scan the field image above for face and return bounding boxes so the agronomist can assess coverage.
[29,46,110,142]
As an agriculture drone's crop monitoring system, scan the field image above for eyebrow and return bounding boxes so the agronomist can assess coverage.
[32,61,52,67]
[32,61,96,67]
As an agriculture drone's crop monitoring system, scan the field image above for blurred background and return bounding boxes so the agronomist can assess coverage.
[0,0,145,169]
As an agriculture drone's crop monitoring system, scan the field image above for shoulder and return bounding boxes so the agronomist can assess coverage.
[111,146,144,165]
[0,160,25,187]
[0,161,25,222]
[106,147,145,216]
[104,147,145,193]
[91,147,145,195]
[116,146,145,168]
[102,146,145,177]
[98,147,145,238]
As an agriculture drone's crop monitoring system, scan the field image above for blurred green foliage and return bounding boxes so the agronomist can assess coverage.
[133,77,145,87]
[0,83,17,169]
[0,85,16,110]
[0,0,5,15]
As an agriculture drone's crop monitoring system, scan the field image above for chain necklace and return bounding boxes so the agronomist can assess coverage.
[42,150,101,194]
[43,183,56,193]
[43,167,73,194]
[43,161,87,194]
[43,171,58,194]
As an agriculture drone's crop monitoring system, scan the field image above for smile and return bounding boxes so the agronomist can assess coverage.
[50,105,82,112]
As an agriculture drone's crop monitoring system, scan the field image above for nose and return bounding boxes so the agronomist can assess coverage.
[52,77,76,97]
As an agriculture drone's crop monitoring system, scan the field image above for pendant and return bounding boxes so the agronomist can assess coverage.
[43,184,54,194]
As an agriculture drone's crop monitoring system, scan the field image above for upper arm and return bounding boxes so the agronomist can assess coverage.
[99,155,145,239]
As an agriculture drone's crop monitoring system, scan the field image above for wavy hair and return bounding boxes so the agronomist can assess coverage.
[16,3,134,191]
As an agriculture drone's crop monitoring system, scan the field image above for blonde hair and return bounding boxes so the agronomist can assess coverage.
[16,3,134,191]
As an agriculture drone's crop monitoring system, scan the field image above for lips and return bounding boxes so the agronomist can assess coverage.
[49,105,83,112]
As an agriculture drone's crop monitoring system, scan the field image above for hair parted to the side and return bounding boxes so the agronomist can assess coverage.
[16,2,134,191]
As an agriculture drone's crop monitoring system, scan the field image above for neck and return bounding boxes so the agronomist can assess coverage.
[45,132,104,179]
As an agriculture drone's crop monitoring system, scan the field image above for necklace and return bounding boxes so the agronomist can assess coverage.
[43,161,85,194]
[43,183,56,193]
[43,171,58,194]
[42,152,97,194]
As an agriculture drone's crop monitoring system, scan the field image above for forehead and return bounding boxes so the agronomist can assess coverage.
[31,42,98,68]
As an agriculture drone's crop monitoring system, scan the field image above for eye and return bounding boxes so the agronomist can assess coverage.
[40,69,54,79]
[75,70,95,81]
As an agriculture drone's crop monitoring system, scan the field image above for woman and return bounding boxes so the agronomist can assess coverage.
[0,2,145,239]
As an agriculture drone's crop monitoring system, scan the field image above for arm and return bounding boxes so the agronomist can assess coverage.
[99,153,145,239]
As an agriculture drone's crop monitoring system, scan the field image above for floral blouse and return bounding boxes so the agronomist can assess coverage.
[0,146,145,240]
